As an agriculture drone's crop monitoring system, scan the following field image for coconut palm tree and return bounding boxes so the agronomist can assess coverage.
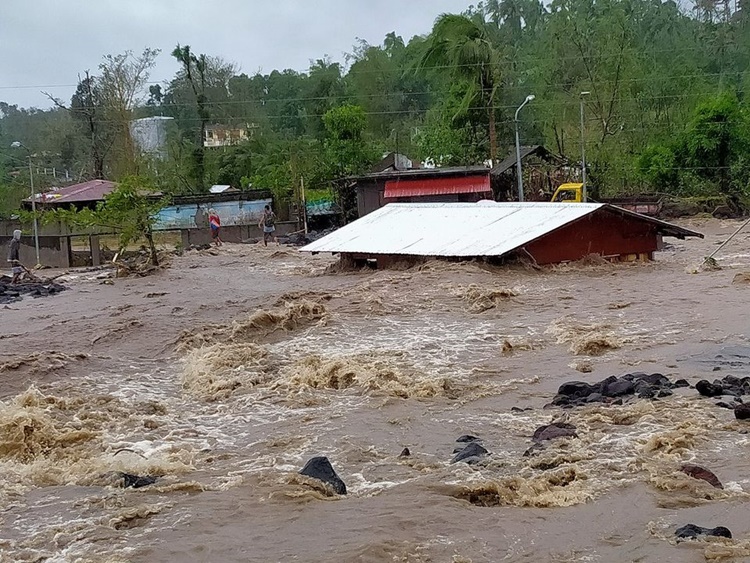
[421,13,504,161]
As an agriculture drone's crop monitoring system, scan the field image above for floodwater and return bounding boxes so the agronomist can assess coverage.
[1,218,750,562]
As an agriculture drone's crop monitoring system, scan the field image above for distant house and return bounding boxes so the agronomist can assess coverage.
[130,116,174,158]
[491,145,574,201]
[204,124,258,148]
[352,165,494,217]
[209,185,240,194]
[23,179,117,210]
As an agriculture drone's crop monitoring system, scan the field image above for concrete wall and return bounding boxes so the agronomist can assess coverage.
[0,217,299,269]
[155,198,273,229]
[179,222,298,247]
[0,235,71,268]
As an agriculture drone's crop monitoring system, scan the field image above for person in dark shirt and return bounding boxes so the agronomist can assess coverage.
[7,229,22,284]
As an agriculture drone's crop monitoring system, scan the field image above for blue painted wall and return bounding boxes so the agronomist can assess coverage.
[154,198,272,229]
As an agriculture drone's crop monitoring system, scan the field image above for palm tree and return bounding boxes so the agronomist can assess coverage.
[421,13,504,161]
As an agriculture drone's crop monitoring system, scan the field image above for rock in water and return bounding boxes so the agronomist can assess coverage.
[675,524,732,540]
[118,472,157,489]
[680,464,723,489]
[299,456,347,495]
[456,435,480,443]
[601,378,635,398]
[735,403,750,420]
[696,380,724,397]
[451,442,488,464]
[557,381,598,399]
[399,447,411,457]
[532,422,578,442]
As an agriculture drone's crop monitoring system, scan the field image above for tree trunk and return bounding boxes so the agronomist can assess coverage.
[488,102,498,163]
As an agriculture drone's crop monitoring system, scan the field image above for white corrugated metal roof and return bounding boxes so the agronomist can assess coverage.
[300,202,701,257]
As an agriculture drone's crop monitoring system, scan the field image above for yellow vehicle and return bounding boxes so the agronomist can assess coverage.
[549,182,663,216]
[550,182,583,203]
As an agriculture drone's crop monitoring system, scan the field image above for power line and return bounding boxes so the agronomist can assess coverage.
[0,44,746,92]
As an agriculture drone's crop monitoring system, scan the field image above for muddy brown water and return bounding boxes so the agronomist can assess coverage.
[1,219,750,562]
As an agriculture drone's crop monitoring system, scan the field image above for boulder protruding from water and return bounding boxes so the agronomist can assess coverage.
[118,472,157,489]
[696,380,726,397]
[456,434,480,443]
[551,372,676,408]
[451,442,488,464]
[735,403,750,420]
[533,422,578,442]
[399,447,411,457]
[680,464,723,489]
[675,524,732,540]
[299,456,347,495]
[697,375,750,398]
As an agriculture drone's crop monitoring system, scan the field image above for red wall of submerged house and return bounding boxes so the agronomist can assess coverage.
[523,210,660,264]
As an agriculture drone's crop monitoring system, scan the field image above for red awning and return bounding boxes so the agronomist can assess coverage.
[384,174,491,199]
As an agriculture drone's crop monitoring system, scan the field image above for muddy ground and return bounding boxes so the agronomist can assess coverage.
[1,217,750,562]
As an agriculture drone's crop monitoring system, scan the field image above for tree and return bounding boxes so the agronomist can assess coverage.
[171,44,211,192]
[420,13,504,161]
[52,177,168,266]
[98,48,160,176]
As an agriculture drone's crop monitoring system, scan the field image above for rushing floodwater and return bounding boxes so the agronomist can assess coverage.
[2,219,750,562]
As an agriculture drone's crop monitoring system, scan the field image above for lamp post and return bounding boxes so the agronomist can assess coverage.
[514,94,535,202]
[10,141,41,266]
[580,91,591,202]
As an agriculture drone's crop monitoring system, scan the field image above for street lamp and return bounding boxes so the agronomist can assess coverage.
[10,141,41,266]
[580,91,591,202]
[514,94,535,202]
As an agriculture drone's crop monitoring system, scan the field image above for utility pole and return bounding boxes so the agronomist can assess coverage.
[514,95,535,202]
[11,141,41,266]
[580,91,591,202]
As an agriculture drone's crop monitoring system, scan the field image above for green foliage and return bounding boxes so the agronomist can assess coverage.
[3,0,750,206]
[48,176,168,265]
[638,93,750,196]
[323,104,378,178]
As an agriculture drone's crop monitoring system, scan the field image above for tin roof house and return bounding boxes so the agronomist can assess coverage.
[301,202,703,268]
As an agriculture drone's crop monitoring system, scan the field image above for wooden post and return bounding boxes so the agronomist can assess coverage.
[301,176,308,235]
[90,235,101,266]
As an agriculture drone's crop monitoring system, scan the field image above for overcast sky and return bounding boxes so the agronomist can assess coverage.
[1,0,472,109]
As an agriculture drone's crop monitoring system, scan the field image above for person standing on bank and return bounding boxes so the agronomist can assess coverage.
[7,229,22,284]
[208,208,223,247]
[259,204,277,246]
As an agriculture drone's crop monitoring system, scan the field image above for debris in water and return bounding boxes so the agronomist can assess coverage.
[680,464,723,489]
[273,353,455,399]
[0,351,88,374]
[547,319,623,356]
[299,456,347,495]
[181,342,268,401]
[571,360,594,373]
[453,284,518,313]
[177,298,327,351]
[0,275,67,304]
[443,467,592,508]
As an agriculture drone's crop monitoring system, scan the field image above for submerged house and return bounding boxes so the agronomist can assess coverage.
[301,202,703,268]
